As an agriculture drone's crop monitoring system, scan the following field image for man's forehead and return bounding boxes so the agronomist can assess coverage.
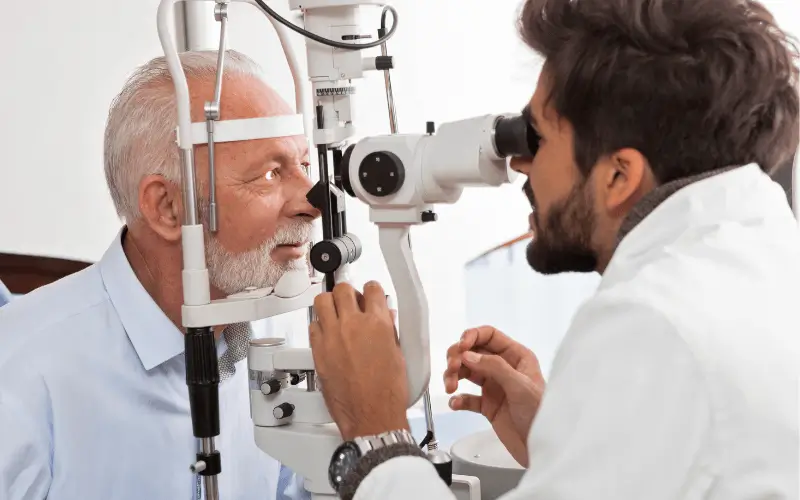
[529,70,561,127]
[188,74,293,122]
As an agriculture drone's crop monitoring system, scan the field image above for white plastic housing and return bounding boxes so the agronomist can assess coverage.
[421,114,518,203]
[254,424,342,496]
[348,115,518,209]
[289,0,389,146]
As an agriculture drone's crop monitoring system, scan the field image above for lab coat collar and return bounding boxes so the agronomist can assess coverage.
[98,227,185,371]
[611,163,791,266]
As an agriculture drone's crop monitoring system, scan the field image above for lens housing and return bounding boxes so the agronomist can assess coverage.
[493,115,539,158]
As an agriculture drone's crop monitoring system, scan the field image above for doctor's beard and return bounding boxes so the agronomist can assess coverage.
[526,180,598,274]
[203,218,313,296]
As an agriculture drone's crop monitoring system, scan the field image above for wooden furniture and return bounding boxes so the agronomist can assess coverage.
[0,252,92,295]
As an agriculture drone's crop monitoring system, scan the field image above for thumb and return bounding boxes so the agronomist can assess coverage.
[462,351,523,390]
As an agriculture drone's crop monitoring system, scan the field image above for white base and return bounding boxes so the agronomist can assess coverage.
[254,423,342,496]
[451,430,524,500]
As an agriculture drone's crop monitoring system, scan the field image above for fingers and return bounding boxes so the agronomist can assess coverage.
[308,321,323,350]
[444,358,487,394]
[331,283,361,317]
[460,326,515,355]
[449,394,481,413]
[462,351,524,390]
[363,281,390,315]
[313,292,338,332]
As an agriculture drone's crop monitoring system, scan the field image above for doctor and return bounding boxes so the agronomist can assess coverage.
[308,0,800,499]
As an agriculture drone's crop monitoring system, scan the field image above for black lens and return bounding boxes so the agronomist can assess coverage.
[494,115,539,158]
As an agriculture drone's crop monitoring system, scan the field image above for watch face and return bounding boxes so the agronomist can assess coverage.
[329,441,362,491]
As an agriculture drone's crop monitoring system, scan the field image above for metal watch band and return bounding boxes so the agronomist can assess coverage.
[352,429,416,456]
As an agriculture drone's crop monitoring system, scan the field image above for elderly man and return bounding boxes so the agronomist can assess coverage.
[0,50,318,499]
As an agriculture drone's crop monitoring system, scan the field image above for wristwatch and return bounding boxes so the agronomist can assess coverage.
[328,429,417,492]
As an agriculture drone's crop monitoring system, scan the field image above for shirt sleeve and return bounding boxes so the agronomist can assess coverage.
[513,298,714,500]
[355,456,456,500]
[0,376,52,500]
[0,280,12,308]
[276,465,311,500]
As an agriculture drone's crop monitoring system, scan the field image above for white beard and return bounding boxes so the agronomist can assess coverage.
[203,220,313,296]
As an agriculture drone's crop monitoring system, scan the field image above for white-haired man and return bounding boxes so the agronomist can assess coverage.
[0,50,319,500]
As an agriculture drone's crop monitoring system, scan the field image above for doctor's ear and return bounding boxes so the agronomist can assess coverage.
[601,148,653,215]
[138,174,183,243]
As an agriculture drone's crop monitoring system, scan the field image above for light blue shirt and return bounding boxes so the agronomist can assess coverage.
[0,229,308,500]
[0,279,11,307]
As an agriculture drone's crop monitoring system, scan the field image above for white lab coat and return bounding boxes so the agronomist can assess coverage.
[356,164,800,500]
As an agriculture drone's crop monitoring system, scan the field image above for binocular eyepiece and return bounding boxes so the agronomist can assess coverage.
[493,114,540,159]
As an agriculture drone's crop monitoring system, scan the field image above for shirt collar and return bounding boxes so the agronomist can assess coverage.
[99,227,185,371]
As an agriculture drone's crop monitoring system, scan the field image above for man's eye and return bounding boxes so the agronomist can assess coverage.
[265,170,280,181]
[301,161,311,176]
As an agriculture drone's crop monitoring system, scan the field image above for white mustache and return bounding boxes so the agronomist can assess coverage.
[269,222,313,247]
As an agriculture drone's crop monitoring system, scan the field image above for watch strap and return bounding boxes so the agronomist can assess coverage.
[352,429,417,455]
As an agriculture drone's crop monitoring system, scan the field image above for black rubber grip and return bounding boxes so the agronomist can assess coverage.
[433,459,453,486]
[197,451,222,476]
[375,55,393,70]
[185,327,220,438]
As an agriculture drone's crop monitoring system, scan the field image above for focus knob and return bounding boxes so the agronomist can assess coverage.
[260,379,282,396]
[310,234,362,274]
[358,151,405,197]
[273,402,294,420]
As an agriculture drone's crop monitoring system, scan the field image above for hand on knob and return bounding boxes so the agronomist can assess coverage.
[309,281,410,441]
[443,326,545,467]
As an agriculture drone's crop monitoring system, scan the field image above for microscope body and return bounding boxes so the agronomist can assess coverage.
[156,0,531,497]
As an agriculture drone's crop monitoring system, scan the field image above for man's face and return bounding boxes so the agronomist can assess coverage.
[511,72,599,275]
[190,76,320,295]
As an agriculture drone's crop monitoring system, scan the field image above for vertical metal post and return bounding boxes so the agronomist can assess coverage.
[174,2,220,52]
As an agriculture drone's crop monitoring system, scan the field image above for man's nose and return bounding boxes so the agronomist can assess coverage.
[509,157,530,174]
[288,173,322,220]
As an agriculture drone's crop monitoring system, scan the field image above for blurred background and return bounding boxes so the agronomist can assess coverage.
[0,0,797,447]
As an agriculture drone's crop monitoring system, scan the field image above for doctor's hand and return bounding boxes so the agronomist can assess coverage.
[309,281,410,442]
[444,326,545,468]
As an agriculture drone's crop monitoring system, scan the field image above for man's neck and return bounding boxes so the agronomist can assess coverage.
[122,225,187,331]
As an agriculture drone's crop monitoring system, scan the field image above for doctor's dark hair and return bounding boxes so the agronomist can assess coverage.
[518,0,800,182]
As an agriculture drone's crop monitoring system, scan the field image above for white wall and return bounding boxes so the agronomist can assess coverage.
[0,0,172,262]
[0,0,797,416]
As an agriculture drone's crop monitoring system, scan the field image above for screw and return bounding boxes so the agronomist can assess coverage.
[377,187,383,193]
[473,454,481,459]
[191,461,207,473]
[321,254,330,262]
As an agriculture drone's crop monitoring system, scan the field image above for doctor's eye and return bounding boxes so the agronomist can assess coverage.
[265,169,280,182]
[300,161,311,176]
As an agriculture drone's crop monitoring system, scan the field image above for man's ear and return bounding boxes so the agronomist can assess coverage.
[138,174,183,242]
[600,148,651,216]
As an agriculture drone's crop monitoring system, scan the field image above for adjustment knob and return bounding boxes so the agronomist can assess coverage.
[289,372,306,386]
[260,379,282,396]
[358,151,405,197]
[310,234,363,274]
[273,403,295,420]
